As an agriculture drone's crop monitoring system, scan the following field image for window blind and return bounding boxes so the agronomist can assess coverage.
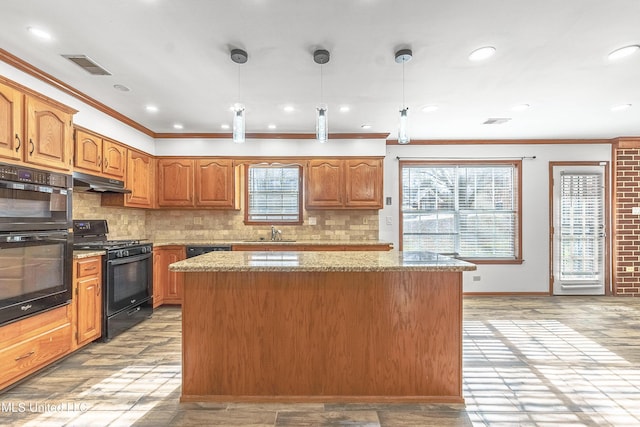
[401,163,519,259]
[559,173,603,280]
[247,166,301,223]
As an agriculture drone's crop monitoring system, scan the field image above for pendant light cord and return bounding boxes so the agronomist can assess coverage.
[320,63,324,105]
[402,60,405,109]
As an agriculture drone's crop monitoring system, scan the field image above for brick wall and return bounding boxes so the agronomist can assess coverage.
[614,140,640,296]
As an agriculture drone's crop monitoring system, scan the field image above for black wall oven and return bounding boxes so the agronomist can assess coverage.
[0,162,72,326]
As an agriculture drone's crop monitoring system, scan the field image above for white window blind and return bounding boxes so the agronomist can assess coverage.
[401,163,519,259]
[559,173,603,280]
[247,165,301,223]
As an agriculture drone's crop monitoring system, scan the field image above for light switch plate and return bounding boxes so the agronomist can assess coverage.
[633,207,640,215]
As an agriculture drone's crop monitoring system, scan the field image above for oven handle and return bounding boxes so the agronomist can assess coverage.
[1,231,68,243]
[107,252,152,266]
[0,180,66,194]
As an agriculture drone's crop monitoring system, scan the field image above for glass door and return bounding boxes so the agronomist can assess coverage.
[552,165,607,295]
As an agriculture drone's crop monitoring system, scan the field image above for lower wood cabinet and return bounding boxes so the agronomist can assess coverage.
[0,305,72,391]
[153,246,185,306]
[73,256,103,349]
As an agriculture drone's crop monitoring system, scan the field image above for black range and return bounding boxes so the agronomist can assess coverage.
[73,219,153,341]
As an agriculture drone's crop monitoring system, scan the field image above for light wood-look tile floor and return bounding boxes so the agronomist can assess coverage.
[1,296,639,426]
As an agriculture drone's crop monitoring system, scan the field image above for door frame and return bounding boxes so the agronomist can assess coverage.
[548,161,611,295]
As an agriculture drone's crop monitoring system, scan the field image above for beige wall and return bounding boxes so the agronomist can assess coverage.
[73,192,379,242]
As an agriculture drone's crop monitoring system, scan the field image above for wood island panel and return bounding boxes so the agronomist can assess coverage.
[181,269,463,403]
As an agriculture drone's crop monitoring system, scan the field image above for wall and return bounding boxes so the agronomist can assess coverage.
[614,139,640,296]
[72,192,147,240]
[381,143,612,294]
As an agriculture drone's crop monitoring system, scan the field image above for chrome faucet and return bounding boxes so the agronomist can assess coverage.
[270,225,282,241]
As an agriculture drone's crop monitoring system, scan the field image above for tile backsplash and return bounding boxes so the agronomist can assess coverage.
[73,192,379,242]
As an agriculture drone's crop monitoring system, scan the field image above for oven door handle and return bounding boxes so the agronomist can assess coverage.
[107,252,152,266]
[1,232,68,243]
[0,180,65,194]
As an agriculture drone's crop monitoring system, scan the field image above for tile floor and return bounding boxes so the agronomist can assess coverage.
[0,296,639,426]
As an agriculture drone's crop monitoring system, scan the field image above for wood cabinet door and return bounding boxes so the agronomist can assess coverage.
[102,139,126,179]
[74,129,102,173]
[25,96,72,171]
[345,158,383,208]
[157,159,194,207]
[195,159,236,208]
[0,81,23,162]
[154,247,185,305]
[76,276,101,347]
[126,150,154,208]
[306,159,344,208]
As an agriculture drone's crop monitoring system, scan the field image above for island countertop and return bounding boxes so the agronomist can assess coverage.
[169,250,476,273]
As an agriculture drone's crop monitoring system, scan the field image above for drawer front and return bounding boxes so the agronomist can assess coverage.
[0,323,72,389]
[76,257,101,278]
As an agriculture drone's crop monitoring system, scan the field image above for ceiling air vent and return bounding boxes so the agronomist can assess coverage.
[61,55,111,75]
[483,118,512,125]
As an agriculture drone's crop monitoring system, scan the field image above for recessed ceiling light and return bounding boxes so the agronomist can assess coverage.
[361,124,372,129]
[511,103,531,111]
[283,105,295,113]
[268,124,277,130]
[339,106,350,113]
[221,124,230,130]
[27,26,52,40]
[173,123,184,130]
[113,84,130,92]
[469,46,496,62]
[421,105,439,113]
[607,45,640,61]
[611,103,632,112]
[145,105,158,113]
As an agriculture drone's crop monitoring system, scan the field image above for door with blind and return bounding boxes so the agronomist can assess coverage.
[551,164,607,295]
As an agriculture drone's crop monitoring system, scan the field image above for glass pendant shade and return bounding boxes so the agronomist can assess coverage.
[316,105,328,143]
[398,107,410,144]
[232,104,245,144]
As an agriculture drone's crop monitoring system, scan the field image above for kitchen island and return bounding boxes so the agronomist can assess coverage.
[170,250,475,403]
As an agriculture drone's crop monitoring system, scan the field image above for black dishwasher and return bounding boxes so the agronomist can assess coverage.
[186,245,232,258]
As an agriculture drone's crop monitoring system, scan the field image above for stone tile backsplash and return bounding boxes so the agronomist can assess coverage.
[73,192,379,242]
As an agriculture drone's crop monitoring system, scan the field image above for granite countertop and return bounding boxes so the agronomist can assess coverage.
[73,250,106,259]
[169,250,476,273]
[153,240,393,247]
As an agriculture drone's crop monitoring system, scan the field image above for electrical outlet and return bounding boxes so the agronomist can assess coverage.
[625,266,634,272]
[363,217,368,225]
[386,216,392,225]
[386,197,392,205]
[633,207,640,215]
[308,217,316,225]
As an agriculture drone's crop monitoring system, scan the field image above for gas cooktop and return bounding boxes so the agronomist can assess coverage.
[73,239,148,251]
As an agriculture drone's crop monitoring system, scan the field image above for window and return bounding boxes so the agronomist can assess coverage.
[401,161,522,262]
[245,164,302,224]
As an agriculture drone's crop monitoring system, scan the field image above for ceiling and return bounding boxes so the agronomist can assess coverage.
[1,0,640,140]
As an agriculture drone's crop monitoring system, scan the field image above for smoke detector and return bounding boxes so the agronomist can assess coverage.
[313,49,330,64]
[230,49,248,64]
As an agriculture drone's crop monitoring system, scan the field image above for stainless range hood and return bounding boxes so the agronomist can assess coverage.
[72,171,131,194]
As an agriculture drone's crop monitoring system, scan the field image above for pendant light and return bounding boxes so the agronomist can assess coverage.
[395,48,412,144]
[313,49,330,143]
[230,48,248,143]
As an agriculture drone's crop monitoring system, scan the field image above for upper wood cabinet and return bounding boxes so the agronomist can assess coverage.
[101,149,155,209]
[157,158,239,209]
[157,158,194,207]
[306,158,383,209]
[74,128,126,179]
[25,96,73,171]
[195,159,238,208]
[126,150,155,207]
[344,158,383,208]
[306,159,344,208]
[0,81,24,162]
